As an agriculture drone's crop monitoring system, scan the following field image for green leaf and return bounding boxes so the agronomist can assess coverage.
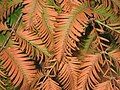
[93,4,119,22]
[83,33,96,52]
[0,33,8,47]
[47,0,62,13]
[6,6,22,27]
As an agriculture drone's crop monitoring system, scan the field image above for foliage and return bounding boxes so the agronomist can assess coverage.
[0,0,120,90]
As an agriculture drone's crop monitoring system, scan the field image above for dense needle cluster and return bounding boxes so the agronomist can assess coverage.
[0,0,120,90]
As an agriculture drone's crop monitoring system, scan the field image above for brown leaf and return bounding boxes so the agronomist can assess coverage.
[11,24,50,62]
[55,0,80,12]
[41,77,61,90]
[22,0,57,51]
[78,54,103,90]
[0,22,8,31]
[94,81,114,90]
[0,46,37,87]
[57,57,80,90]
[54,7,92,62]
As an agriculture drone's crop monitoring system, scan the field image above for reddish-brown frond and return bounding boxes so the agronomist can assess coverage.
[0,70,6,80]
[22,0,57,51]
[28,71,45,89]
[54,7,92,62]
[94,79,120,90]
[91,27,110,52]
[94,81,113,90]
[0,22,8,31]
[41,77,61,90]
[0,69,6,90]
[78,54,103,90]
[109,50,120,70]
[57,57,80,90]
[55,0,80,12]
[11,25,51,61]
[32,7,57,51]
[96,0,120,14]
[0,46,37,87]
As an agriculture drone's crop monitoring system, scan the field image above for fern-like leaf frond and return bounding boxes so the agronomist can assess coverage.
[41,77,61,90]
[0,22,8,31]
[57,58,80,90]
[94,79,120,90]
[0,46,37,87]
[54,4,92,62]
[94,81,113,90]
[93,4,119,23]
[11,24,51,61]
[22,0,57,51]
[55,0,80,12]
[95,0,120,14]
[0,0,22,22]
[78,54,103,90]
[0,69,6,90]
[109,50,120,72]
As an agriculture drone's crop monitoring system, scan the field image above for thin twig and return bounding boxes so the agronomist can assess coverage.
[95,20,113,29]
[0,28,12,31]
[95,20,120,34]
[37,61,57,89]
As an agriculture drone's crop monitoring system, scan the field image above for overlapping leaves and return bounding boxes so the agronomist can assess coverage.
[0,46,37,88]
[0,0,120,90]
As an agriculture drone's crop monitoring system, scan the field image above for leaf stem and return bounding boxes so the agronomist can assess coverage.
[95,20,120,34]
[95,20,113,30]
